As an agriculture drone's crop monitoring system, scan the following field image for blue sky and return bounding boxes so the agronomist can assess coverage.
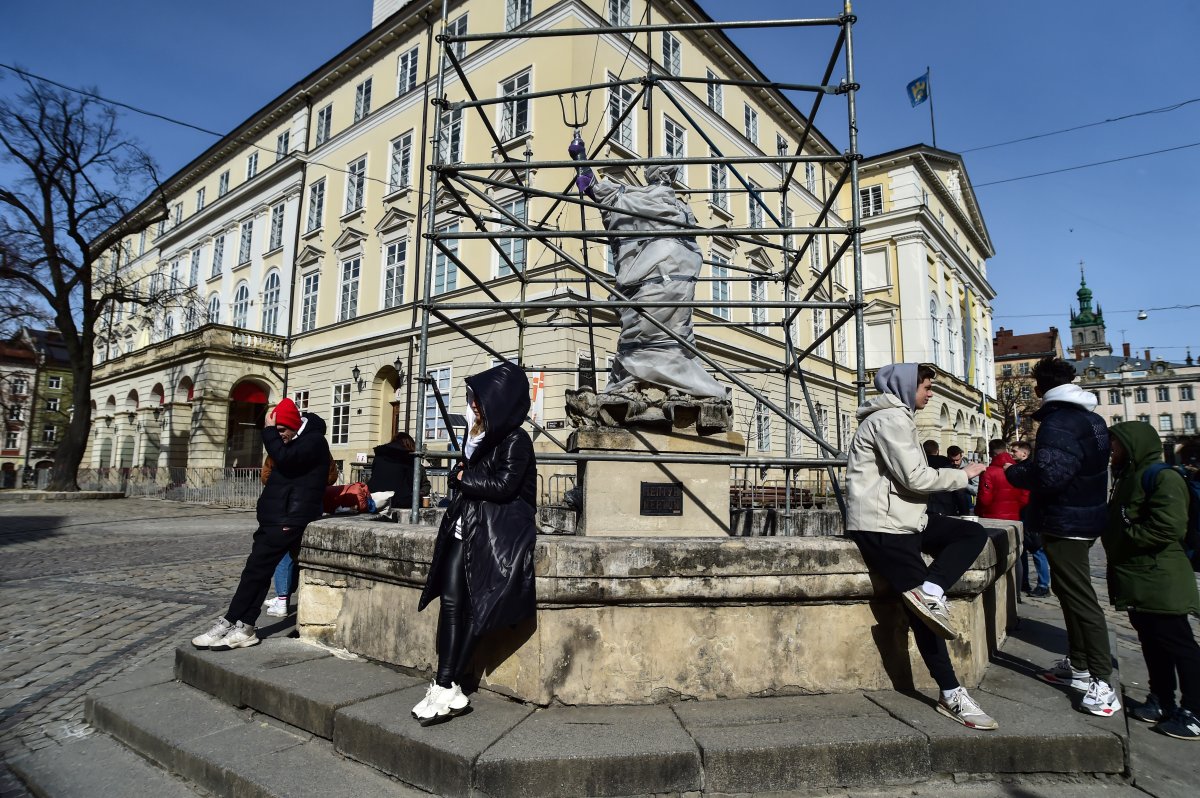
[2,0,1196,361]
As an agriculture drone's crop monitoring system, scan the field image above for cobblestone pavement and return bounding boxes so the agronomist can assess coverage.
[0,499,257,797]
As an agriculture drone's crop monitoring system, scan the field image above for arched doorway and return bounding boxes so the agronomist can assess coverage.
[374,365,403,444]
[226,380,270,468]
[98,436,114,468]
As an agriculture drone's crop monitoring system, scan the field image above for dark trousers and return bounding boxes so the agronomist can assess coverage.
[849,514,989,691]
[435,536,477,688]
[225,525,304,626]
[1129,610,1200,714]
[1042,536,1112,681]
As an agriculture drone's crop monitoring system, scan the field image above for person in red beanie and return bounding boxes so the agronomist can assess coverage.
[191,398,331,650]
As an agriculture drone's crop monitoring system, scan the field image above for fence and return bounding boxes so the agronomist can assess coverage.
[70,466,265,507]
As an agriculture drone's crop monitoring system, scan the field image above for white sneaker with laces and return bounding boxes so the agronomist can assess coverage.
[937,687,998,730]
[191,618,232,649]
[415,683,470,726]
[211,621,259,651]
[1081,678,1122,717]
[1039,656,1091,691]
[264,596,289,617]
[901,586,958,640]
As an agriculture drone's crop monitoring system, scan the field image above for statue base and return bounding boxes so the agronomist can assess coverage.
[569,427,743,537]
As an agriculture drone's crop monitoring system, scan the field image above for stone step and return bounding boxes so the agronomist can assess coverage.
[9,734,204,798]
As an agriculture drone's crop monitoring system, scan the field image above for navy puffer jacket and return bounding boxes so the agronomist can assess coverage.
[1005,385,1110,539]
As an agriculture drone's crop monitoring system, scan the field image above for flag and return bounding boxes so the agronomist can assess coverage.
[906,71,930,107]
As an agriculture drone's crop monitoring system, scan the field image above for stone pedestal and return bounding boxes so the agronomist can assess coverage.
[569,427,744,537]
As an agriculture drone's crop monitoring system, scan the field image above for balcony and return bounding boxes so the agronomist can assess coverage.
[95,323,286,380]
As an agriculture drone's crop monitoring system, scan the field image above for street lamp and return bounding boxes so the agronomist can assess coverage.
[393,355,405,385]
[351,364,364,392]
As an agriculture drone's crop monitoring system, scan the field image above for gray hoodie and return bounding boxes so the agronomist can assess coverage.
[845,364,967,534]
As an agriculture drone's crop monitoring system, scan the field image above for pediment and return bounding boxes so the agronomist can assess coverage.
[375,207,416,235]
[332,227,367,251]
[295,245,324,268]
[744,245,773,270]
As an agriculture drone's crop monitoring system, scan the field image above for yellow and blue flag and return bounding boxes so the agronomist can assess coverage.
[906,71,930,107]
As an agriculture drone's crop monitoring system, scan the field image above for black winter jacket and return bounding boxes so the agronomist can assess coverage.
[367,442,428,508]
[418,361,537,635]
[926,454,972,516]
[257,413,331,528]
[1006,387,1110,540]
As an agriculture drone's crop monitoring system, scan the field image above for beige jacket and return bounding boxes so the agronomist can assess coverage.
[845,393,968,534]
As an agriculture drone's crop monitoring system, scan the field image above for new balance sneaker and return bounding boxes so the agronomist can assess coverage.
[900,587,958,640]
[211,621,259,651]
[415,683,469,726]
[1129,693,1170,724]
[1081,678,1122,717]
[264,596,289,617]
[937,687,998,730]
[1038,656,1090,691]
[1157,707,1200,740]
[191,618,232,649]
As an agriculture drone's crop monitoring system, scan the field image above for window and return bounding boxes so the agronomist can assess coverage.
[189,249,201,286]
[275,131,289,162]
[447,15,467,60]
[331,383,351,445]
[706,69,723,113]
[218,170,230,197]
[246,152,259,180]
[1134,387,1148,403]
[1021,385,1032,401]
[930,301,940,364]
[42,425,56,443]
[836,325,848,365]
[315,104,333,146]
[195,187,206,212]
[813,309,828,357]
[748,181,763,228]
[497,198,528,276]
[47,376,62,390]
[438,108,462,164]
[1137,413,1151,424]
[231,282,250,328]
[306,179,326,231]
[338,257,361,322]
[709,153,728,211]
[172,202,183,227]
[206,293,221,325]
[1156,386,1171,402]
[423,366,453,441]
[1183,412,1197,432]
[184,300,200,332]
[749,278,767,332]
[389,132,413,192]
[946,313,956,374]
[810,235,821,272]
[434,224,459,294]
[4,430,17,450]
[608,77,635,149]
[1019,361,1030,376]
[505,0,531,30]
[1002,364,1013,377]
[7,404,22,421]
[1180,385,1194,401]
[210,234,225,279]
[776,133,789,158]
[755,402,771,452]
[500,70,531,140]
[1158,414,1174,432]
[353,78,372,123]
[238,219,254,264]
[163,314,175,339]
[608,0,631,28]
[383,239,407,308]
[139,230,147,256]
[815,404,830,442]
[11,375,28,395]
[157,218,167,238]
[394,47,421,99]
[805,162,817,193]
[345,156,367,214]
[663,117,686,169]
[1108,388,1121,405]
[293,390,309,411]
[711,253,731,320]
[1111,414,1123,424]
[744,105,758,144]
[261,271,281,334]
[859,185,883,217]
[45,398,59,413]
[788,400,804,456]
[662,32,681,76]
[300,272,319,332]
[268,203,285,251]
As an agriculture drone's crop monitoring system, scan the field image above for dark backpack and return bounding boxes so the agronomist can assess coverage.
[1140,463,1200,572]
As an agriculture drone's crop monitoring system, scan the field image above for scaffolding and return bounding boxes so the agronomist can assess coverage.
[409,1,866,523]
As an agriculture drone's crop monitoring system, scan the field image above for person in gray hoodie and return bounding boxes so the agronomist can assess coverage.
[846,363,996,730]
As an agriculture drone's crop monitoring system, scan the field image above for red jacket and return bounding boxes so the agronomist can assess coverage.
[976,453,1029,521]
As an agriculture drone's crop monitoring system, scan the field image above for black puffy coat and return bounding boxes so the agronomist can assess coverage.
[257,413,331,528]
[926,453,972,516]
[367,442,427,508]
[418,361,537,634]
[1006,392,1110,540]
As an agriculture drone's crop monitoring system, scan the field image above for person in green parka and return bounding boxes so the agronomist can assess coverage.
[1104,421,1200,740]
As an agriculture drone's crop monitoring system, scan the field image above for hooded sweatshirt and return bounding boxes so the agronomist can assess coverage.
[976,452,1029,522]
[845,364,967,534]
[1102,421,1198,615]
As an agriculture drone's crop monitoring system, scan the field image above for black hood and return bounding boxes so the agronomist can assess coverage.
[465,361,530,451]
[300,412,327,437]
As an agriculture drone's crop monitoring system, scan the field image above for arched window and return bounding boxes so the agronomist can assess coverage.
[163,314,175,339]
[930,300,941,365]
[946,313,955,376]
[206,293,221,325]
[261,271,281,334]
[231,282,250,328]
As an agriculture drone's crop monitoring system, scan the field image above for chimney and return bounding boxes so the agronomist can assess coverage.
[1123,342,1131,358]
[1145,349,1151,362]
[1074,348,1082,361]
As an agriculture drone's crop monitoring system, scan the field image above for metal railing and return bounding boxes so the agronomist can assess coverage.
[73,466,265,508]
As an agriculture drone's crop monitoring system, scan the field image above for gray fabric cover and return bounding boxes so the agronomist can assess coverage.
[592,175,726,399]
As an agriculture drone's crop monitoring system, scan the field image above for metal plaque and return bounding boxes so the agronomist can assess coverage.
[640,481,684,516]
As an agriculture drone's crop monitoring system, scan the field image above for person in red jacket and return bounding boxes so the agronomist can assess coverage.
[977,438,1029,521]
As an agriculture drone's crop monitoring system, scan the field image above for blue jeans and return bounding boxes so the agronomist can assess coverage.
[1020,548,1051,591]
[273,552,299,597]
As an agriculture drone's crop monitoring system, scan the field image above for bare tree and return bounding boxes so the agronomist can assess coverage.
[0,72,178,490]
[994,373,1039,442]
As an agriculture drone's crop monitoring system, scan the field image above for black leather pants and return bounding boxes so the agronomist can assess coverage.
[435,535,477,687]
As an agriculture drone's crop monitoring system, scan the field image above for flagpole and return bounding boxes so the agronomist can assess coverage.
[927,65,937,148]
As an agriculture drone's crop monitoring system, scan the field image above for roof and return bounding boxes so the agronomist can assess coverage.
[23,328,69,366]
[1074,355,1186,375]
[993,329,1058,360]
[0,343,37,364]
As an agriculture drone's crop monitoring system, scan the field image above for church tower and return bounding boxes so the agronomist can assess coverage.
[1068,263,1112,358]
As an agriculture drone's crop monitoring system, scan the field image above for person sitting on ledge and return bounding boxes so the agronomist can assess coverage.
[846,363,996,730]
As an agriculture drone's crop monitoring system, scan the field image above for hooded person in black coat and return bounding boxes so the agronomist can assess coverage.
[412,361,537,726]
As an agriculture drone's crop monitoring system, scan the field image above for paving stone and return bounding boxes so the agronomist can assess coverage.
[334,684,533,798]
[675,693,928,792]
[8,734,201,797]
[175,638,332,708]
[475,704,702,798]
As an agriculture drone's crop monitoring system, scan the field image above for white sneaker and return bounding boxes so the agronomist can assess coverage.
[937,687,998,730]
[191,618,232,649]
[901,586,958,640]
[264,596,289,617]
[412,682,438,719]
[415,683,469,726]
[211,621,259,651]
[1039,656,1090,691]
[1081,678,1122,717]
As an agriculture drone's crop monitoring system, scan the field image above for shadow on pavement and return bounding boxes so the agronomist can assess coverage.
[0,515,66,548]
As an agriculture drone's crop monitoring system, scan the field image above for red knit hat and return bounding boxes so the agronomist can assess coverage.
[273,398,302,431]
